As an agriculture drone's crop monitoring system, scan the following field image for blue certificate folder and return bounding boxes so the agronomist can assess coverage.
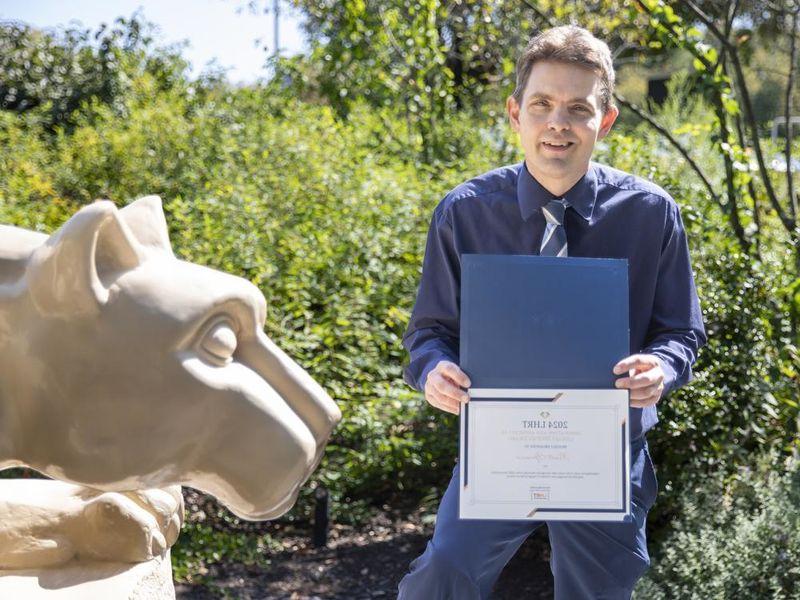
[458,255,631,521]
[459,254,630,388]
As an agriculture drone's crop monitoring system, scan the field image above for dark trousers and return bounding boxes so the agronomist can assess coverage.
[397,439,658,600]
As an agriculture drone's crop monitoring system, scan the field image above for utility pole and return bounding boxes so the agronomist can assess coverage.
[273,0,280,58]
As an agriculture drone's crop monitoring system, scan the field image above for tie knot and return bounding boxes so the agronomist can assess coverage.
[542,198,568,226]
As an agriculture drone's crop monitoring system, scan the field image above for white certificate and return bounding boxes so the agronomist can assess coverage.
[459,389,630,521]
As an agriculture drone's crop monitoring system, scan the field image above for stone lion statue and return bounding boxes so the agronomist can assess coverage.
[0,196,341,594]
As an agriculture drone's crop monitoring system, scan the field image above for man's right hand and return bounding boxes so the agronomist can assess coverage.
[424,361,471,415]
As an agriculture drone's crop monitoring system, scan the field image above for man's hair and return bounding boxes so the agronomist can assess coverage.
[512,25,616,114]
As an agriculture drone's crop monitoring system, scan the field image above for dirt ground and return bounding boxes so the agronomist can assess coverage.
[175,513,554,600]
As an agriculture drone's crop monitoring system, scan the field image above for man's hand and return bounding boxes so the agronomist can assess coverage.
[424,361,471,415]
[613,354,665,408]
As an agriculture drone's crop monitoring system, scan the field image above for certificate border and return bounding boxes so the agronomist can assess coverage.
[460,389,629,519]
[468,403,622,510]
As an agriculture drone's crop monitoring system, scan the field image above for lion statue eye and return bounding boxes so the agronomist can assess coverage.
[199,320,238,365]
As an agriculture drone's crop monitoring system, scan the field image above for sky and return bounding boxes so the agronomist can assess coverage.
[0,0,308,83]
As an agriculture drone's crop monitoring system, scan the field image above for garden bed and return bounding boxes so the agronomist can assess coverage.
[175,510,553,599]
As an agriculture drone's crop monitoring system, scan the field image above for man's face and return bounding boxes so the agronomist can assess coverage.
[506,60,619,195]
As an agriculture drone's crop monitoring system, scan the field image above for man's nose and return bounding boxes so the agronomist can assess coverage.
[547,106,571,131]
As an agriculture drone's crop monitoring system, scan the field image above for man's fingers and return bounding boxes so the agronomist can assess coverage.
[628,383,662,401]
[439,362,471,388]
[629,398,652,408]
[614,354,665,408]
[435,398,461,415]
[424,386,461,414]
[432,375,469,404]
[630,391,662,408]
[423,361,471,415]
[615,370,661,390]
[427,385,466,414]
[613,354,657,375]
[628,381,664,407]
[614,354,665,407]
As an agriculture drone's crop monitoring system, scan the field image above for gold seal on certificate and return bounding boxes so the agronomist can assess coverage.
[459,389,630,521]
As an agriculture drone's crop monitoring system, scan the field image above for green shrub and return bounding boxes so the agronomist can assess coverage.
[635,453,800,599]
[2,49,798,580]
[0,16,189,129]
[596,108,798,526]
[0,81,508,523]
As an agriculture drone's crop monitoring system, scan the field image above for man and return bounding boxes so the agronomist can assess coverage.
[397,25,706,600]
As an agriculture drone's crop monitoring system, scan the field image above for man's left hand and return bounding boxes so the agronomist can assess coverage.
[613,354,665,408]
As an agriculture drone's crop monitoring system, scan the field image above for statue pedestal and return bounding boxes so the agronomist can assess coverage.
[0,552,175,599]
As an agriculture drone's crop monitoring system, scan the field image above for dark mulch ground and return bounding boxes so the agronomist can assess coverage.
[175,512,554,600]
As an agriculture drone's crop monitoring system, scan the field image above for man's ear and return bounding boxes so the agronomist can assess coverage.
[597,105,619,140]
[118,195,174,257]
[506,95,521,132]
[27,201,144,317]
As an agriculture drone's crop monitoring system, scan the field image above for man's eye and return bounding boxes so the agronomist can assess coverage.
[200,320,238,364]
[572,105,589,113]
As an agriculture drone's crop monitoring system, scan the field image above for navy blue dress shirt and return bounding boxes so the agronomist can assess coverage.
[402,161,707,439]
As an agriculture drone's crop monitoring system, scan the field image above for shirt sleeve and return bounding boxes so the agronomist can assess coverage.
[402,202,461,392]
[642,199,707,395]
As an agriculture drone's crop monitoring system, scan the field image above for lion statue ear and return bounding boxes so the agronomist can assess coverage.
[27,201,144,317]
[118,195,174,257]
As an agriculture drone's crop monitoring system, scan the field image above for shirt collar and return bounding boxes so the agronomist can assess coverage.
[516,161,598,222]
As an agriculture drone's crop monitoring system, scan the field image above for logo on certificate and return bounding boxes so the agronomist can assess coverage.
[530,487,550,501]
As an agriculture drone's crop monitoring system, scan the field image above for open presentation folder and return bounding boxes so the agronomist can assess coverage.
[458,254,631,521]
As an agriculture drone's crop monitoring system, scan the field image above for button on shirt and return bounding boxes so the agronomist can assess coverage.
[402,161,707,440]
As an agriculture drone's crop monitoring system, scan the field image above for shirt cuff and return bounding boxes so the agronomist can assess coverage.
[648,351,679,396]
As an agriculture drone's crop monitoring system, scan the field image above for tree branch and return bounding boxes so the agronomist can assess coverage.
[709,63,751,253]
[731,98,763,257]
[682,0,795,234]
[634,0,716,72]
[785,8,799,224]
[724,0,742,39]
[681,0,733,49]
[519,0,558,28]
[614,93,721,205]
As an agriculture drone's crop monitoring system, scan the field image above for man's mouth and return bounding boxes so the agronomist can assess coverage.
[541,141,574,151]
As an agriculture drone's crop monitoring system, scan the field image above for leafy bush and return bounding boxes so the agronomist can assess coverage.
[0,79,510,522]
[635,453,800,599]
[596,99,799,525]
[2,26,798,581]
[0,15,189,129]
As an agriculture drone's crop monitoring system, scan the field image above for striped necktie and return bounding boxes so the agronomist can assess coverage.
[540,198,569,257]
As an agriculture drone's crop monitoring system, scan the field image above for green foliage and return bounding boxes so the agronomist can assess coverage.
[597,93,799,522]
[279,0,652,160]
[0,72,506,526]
[632,0,756,249]
[0,14,189,129]
[635,453,800,599]
[285,0,528,116]
[0,110,80,230]
[0,71,512,573]
[171,520,280,582]
[4,5,800,582]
